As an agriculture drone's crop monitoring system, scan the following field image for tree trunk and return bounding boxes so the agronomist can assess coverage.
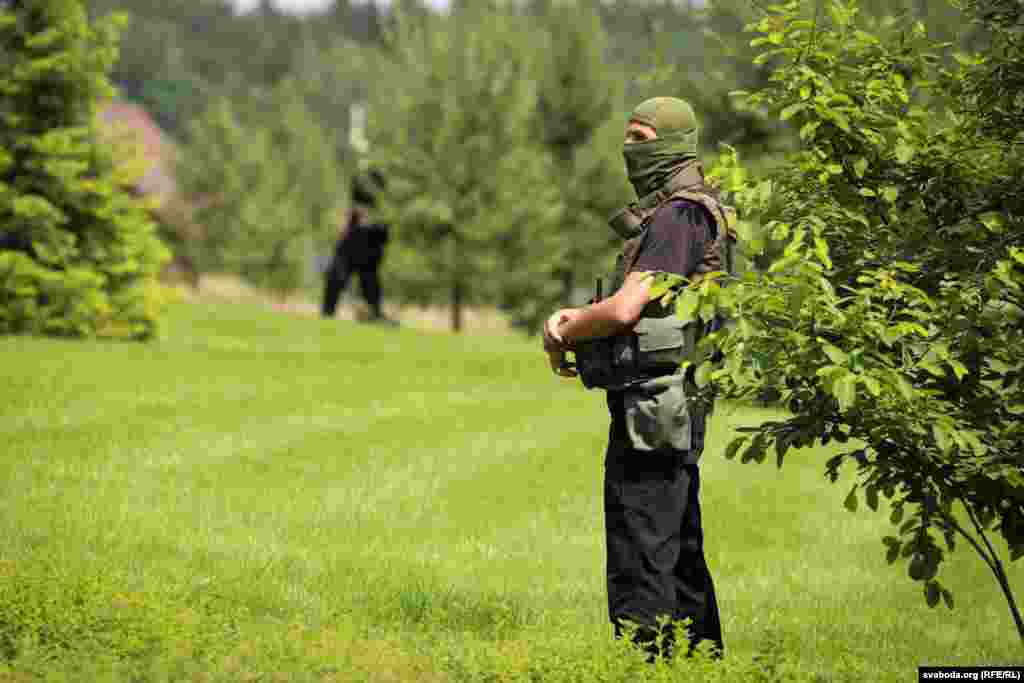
[950,503,1024,644]
[993,558,1024,643]
[451,278,463,333]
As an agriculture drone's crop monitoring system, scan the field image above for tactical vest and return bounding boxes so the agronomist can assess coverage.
[572,160,737,453]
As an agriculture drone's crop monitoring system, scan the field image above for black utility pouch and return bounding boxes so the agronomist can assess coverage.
[574,339,617,390]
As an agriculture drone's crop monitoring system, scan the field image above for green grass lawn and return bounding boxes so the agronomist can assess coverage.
[0,302,1020,681]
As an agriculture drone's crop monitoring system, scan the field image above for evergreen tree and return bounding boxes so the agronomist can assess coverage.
[367,4,563,332]
[531,1,629,305]
[178,80,339,297]
[0,0,169,339]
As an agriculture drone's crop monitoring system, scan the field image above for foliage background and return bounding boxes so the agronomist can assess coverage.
[59,0,996,332]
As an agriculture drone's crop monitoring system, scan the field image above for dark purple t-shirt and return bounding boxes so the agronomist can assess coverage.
[631,199,713,278]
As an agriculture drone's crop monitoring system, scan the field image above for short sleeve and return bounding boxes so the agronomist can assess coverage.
[631,199,712,278]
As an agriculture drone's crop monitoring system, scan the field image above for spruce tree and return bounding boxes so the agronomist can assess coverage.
[0,0,169,339]
[178,80,339,298]
[366,4,563,332]
[531,1,628,306]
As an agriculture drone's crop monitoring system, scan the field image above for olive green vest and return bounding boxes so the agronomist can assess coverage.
[574,160,737,453]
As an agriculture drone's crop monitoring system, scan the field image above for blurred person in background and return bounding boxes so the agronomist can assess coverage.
[321,170,396,324]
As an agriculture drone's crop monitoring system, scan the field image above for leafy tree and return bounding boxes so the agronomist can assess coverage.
[0,0,169,339]
[241,78,341,292]
[175,98,245,275]
[177,81,339,297]
[366,4,563,332]
[530,0,628,305]
[651,0,1023,641]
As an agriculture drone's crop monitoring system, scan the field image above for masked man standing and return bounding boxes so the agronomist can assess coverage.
[543,97,734,660]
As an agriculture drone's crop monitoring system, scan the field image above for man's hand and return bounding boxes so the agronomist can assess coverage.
[543,308,580,378]
[543,308,577,352]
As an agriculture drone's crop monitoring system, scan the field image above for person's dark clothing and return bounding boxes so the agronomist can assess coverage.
[631,199,713,276]
[322,258,382,317]
[605,393,724,659]
[322,220,389,318]
[338,221,389,270]
[603,197,724,660]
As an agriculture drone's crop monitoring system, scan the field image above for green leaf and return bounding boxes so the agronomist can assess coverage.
[865,485,879,511]
[932,423,953,453]
[895,142,914,164]
[675,289,700,324]
[769,221,790,241]
[853,157,868,178]
[859,127,883,147]
[724,437,746,461]
[694,361,712,388]
[646,273,674,300]
[925,581,940,608]
[862,376,882,396]
[775,435,791,469]
[834,374,857,411]
[895,377,916,403]
[844,486,859,513]
[959,430,987,455]
[979,212,1004,232]
[887,514,904,538]
[799,121,821,141]
[780,103,806,121]
[900,519,919,536]
[881,186,899,203]
[822,343,846,365]
[948,359,968,381]
[813,237,833,269]
[740,435,769,464]
[831,111,852,133]
[909,554,927,581]
[886,543,901,564]
[859,187,876,197]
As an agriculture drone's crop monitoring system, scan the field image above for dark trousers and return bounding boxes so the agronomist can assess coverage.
[604,400,724,659]
[321,259,382,318]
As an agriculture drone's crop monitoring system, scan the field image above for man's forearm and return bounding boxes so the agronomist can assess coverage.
[559,299,634,345]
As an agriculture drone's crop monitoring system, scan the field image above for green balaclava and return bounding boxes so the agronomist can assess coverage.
[622,97,699,199]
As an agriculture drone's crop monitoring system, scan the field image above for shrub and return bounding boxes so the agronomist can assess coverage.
[0,0,169,340]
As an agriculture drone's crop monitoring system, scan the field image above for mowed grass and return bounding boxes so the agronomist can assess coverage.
[0,302,1020,681]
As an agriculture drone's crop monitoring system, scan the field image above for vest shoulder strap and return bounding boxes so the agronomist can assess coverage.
[624,171,740,278]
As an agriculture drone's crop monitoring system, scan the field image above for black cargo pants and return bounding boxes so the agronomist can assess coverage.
[321,256,383,319]
[604,391,724,659]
